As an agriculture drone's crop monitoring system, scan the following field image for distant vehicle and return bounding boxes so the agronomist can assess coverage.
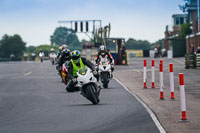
[39,52,44,63]
[161,48,167,57]
[154,47,159,58]
[23,52,28,61]
[10,53,15,61]
[49,52,57,65]
[31,53,36,61]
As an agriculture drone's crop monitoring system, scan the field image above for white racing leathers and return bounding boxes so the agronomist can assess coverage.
[39,52,44,63]
[76,67,100,104]
[49,52,57,65]
[97,57,112,88]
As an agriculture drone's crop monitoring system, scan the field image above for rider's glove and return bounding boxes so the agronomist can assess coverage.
[95,65,99,71]
[72,78,77,83]
[93,70,98,75]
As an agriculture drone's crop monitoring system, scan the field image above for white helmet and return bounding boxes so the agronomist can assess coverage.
[62,44,68,50]
[99,45,106,55]
[50,48,54,52]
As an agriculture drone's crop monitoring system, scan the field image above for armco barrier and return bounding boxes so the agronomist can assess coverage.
[0,58,10,62]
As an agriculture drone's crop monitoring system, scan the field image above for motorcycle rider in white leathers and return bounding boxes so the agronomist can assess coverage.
[39,49,44,62]
[95,45,114,79]
[49,48,57,64]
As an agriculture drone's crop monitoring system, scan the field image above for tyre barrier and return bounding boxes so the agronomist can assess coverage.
[196,53,200,69]
[185,54,196,69]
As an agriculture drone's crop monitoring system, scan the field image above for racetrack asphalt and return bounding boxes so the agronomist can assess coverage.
[0,61,160,133]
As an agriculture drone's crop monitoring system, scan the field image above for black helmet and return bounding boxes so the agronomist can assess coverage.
[62,49,71,59]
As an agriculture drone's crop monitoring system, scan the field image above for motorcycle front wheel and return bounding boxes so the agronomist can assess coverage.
[101,72,109,88]
[85,84,99,105]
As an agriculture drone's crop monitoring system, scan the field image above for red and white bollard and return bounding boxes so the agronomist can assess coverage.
[169,63,175,99]
[160,59,163,65]
[151,59,155,88]
[143,60,147,88]
[179,73,187,120]
[159,62,164,99]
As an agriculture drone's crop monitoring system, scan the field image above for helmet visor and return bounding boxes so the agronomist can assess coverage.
[72,55,79,61]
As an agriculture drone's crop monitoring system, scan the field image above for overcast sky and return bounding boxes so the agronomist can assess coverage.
[0,0,184,46]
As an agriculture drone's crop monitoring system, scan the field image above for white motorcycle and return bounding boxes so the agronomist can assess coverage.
[77,67,100,105]
[98,60,112,88]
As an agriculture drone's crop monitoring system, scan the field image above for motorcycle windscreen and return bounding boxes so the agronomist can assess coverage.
[78,67,88,75]
[102,62,108,65]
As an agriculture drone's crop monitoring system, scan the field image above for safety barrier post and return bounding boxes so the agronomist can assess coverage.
[151,59,155,88]
[169,63,175,99]
[160,59,163,65]
[159,60,164,100]
[179,73,187,120]
[143,60,147,88]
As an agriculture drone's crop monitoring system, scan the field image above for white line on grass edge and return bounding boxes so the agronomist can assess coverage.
[114,77,166,133]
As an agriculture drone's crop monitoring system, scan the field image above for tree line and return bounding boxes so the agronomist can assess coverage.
[0,27,82,60]
[125,38,164,50]
[0,34,26,60]
[0,26,164,61]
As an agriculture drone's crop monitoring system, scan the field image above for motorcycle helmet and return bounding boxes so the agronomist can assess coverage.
[50,48,54,52]
[58,46,63,51]
[99,45,106,55]
[63,49,71,59]
[62,44,68,50]
[71,50,80,63]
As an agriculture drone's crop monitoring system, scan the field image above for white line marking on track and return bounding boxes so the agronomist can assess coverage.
[134,69,141,74]
[114,77,166,133]
[24,71,32,76]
